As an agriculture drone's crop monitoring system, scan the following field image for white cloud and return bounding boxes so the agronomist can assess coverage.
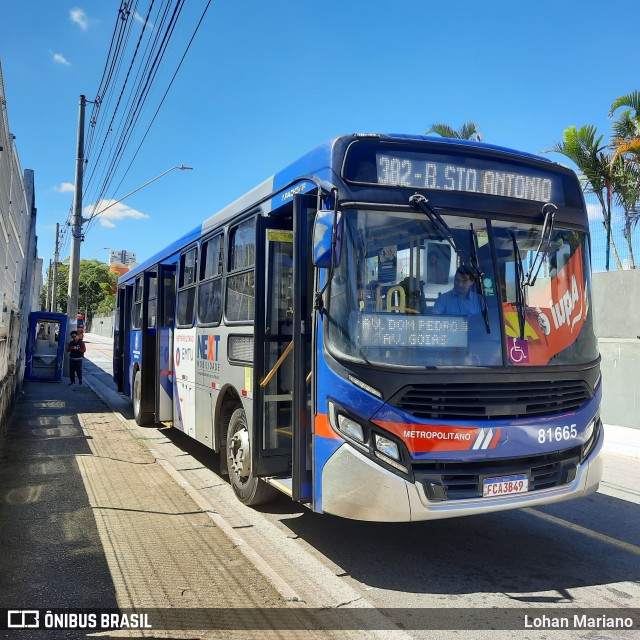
[70,8,89,30]
[586,202,601,222]
[133,11,154,30]
[54,182,75,193]
[84,200,149,228]
[51,52,71,66]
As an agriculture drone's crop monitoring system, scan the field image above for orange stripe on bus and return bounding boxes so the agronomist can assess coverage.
[315,413,341,439]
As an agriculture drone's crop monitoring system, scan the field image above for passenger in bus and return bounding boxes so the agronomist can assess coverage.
[433,266,482,316]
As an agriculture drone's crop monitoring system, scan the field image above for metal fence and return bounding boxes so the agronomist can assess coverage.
[585,192,640,272]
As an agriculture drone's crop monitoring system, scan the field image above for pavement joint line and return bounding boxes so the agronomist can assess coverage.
[84,372,304,604]
[155,457,305,604]
[523,507,640,556]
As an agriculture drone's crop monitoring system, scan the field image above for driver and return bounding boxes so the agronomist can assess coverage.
[433,266,482,316]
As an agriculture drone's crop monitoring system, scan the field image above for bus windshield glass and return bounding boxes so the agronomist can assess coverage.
[326,210,598,369]
[495,222,598,367]
[326,209,503,367]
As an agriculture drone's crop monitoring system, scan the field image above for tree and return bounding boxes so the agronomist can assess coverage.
[50,259,118,322]
[425,121,483,141]
[611,156,640,267]
[609,93,640,266]
[544,125,624,270]
[610,91,640,164]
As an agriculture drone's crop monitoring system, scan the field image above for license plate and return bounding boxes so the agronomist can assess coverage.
[483,473,529,498]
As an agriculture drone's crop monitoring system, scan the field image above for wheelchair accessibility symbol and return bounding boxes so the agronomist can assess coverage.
[508,337,529,364]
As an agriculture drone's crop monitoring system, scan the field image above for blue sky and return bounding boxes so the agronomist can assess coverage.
[1,1,638,272]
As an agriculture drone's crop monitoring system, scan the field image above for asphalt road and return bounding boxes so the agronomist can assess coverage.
[82,334,640,639]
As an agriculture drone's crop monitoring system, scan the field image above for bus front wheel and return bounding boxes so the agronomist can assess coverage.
[227,408,277,506]
[132,370,153,426]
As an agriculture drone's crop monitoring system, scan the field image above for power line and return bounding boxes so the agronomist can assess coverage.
[61,0,212,239]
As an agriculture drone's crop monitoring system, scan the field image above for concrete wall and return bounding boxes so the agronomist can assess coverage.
[89,312,115,339]
[592,270,640,428]
[0,63,39,435]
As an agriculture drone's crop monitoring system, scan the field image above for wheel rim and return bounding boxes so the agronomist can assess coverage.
[133,375,141,417]
[228,425,251,484]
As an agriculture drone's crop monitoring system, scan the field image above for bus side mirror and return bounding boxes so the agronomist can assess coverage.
[312,210,342,268]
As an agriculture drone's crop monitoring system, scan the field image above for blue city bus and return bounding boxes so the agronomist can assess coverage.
[113,133,603,521]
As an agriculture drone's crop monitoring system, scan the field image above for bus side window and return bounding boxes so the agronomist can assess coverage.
[147,273,158,328]
[226,218,256,323]
[177,247,197,327]
[198,234,224,325]
[132,276,143,329]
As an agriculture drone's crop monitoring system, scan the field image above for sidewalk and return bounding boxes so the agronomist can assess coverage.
[0,373,309,638]
[603,423,640,459]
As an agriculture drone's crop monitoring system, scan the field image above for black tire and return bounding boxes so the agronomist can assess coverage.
[132,369,154,426]
[226,407,278,506]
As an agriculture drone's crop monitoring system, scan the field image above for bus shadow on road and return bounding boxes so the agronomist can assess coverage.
[278,491,640,598]
[154,411,640,598]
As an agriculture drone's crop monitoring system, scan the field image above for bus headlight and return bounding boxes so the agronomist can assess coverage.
[374,434,400,460]
[337,415,365,444]
[373,433,408,474]
[581,415,601,462]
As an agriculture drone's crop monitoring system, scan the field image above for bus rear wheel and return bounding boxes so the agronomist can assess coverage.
[132,370,153,426]
[227,407,277,506]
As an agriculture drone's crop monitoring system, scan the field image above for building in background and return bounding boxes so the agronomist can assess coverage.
[0,61,40,433]
[109,249,137,277]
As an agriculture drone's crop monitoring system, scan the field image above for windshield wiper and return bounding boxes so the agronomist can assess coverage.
[469,223,490,334]
[510,231,527,340]
[509,202,558,340]
[409,194,481,281]
[524,203,557,287]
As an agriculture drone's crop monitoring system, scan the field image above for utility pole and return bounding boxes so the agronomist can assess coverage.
[67,95,86,333]
[64,95,86,376]
[52,222,60,312]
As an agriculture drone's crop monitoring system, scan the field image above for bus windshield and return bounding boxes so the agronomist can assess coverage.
[326,209,503,367]
[325,209,598,369]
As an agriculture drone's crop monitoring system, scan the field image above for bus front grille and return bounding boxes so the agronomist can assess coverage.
[390,380,592,420]
[415,448,581,501]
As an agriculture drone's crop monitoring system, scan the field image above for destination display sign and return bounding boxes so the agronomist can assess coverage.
[367,151,564,203]
[358,314,468,349]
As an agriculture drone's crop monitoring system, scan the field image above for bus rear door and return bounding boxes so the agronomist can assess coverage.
[156,263,176,422]
[114,286,126,392]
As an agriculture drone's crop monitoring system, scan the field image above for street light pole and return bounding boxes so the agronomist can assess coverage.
[90,165,193,219]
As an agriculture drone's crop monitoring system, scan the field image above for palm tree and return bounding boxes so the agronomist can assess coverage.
[610,92,640,267]
[544,125,623,270]
[609,91,640,163]
[611,156,640,268]
[425,121,483,141]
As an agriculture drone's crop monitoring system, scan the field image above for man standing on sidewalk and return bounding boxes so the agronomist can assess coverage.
[66,330,86,385]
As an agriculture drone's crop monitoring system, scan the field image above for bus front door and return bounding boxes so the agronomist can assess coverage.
[253,200,314,502]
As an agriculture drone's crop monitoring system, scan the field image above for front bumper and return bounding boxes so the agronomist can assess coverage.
[320,425,604,522]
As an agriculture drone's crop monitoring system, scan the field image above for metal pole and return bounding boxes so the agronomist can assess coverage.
[46,260,53,311]
[605,181,612,271]
[90,165,192,219]
[52,222,59,312]
[64,95,86,377]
